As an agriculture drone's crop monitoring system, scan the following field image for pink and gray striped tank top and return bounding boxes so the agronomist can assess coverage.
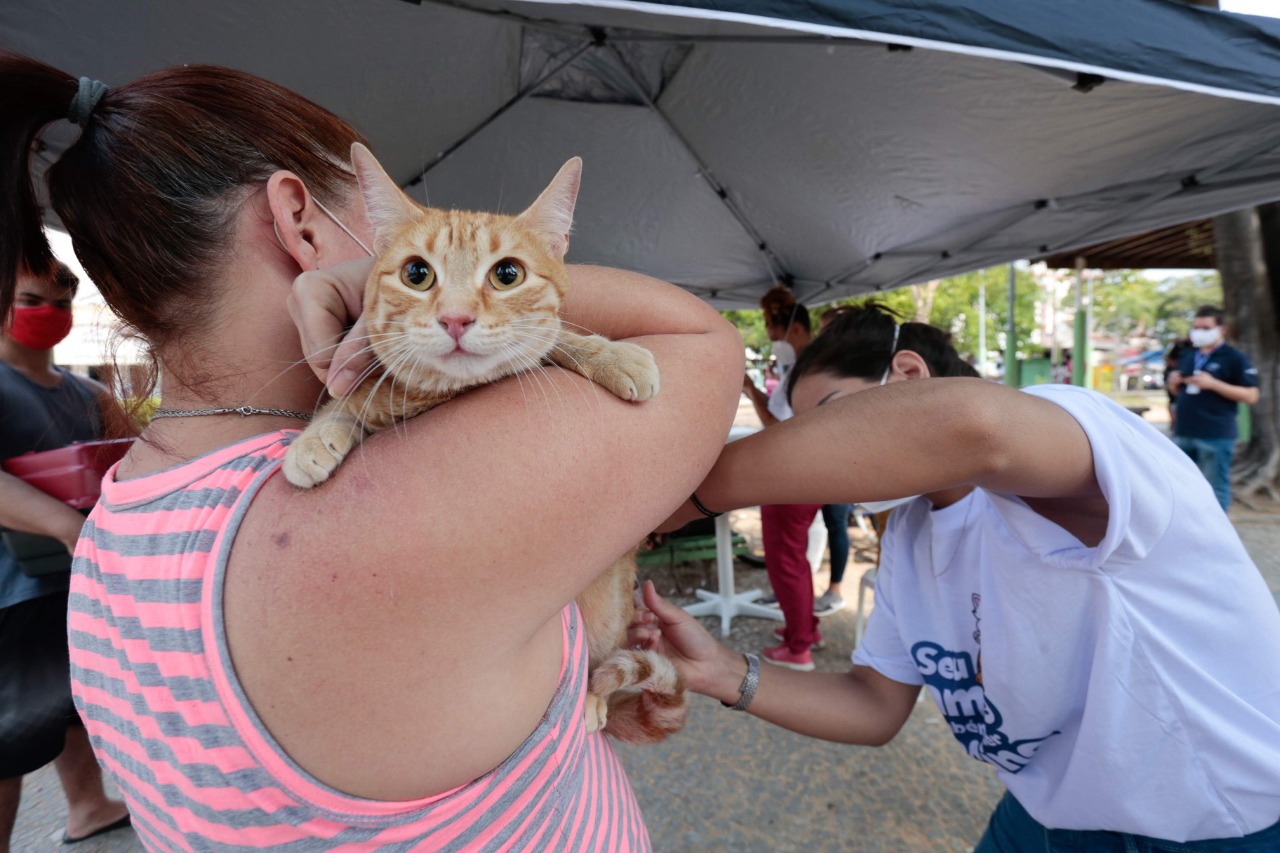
[68,431,651,851]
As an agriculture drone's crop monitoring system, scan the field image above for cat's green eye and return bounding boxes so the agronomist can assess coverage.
[488,260,526,291]
[401,258,435,291]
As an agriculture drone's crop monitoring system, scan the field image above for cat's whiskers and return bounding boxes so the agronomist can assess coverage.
[348,333,418,424]
[238,330,395,416]
[499,323,611,416]
[333,336,411,412]
[540,317,597,337]
[385,344,425,442]
[494,340,558,420]
[494,344,537,417]
[339,339,425,485]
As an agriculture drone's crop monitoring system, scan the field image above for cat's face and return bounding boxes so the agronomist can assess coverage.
[349,144,582,392]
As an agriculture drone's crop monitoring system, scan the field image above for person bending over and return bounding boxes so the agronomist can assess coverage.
[635,304,1280,852]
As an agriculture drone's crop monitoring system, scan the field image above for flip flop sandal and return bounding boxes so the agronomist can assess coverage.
[62,813,131,844]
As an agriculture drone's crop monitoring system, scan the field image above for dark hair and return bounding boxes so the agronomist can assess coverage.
[819,304,853,329]
[0,52,368,381]
[786,302,978,403]
[13,258,77,300]
[52,260,78,296]
[1193,304,1225,325]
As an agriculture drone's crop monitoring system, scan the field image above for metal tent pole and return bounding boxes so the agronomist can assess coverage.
[978,281,987,379]
[1073,257,1088,386]
[1004,263,1018,387]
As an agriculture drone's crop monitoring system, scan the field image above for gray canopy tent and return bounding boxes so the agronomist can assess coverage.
[6,0,1280,307]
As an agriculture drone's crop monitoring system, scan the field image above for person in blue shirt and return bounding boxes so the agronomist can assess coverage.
[1167,305,1259,511]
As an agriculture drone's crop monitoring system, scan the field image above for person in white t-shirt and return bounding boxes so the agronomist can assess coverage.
[636,304,1280,851]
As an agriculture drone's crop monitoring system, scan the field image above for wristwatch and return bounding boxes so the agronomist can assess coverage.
[722,653,760,712]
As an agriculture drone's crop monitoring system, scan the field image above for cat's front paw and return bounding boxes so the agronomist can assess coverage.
[282,417,363,488]
[584,693,609,733]
[598,341,660,402]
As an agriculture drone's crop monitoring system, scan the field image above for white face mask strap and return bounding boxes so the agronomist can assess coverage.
[880,323,901,386]
[273,198,374,259]
[313,197,374,257]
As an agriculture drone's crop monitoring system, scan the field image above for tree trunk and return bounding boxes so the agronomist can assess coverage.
[1216,206,1280,502]
[910,279,941,323]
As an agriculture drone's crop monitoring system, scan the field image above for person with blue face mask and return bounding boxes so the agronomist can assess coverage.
[1167,304,1259,511]
[633,302,1280,853]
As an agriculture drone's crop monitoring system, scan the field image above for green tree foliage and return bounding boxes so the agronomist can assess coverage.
[720,265,1039,363]
[720,267,1223,364]
[926,266,1038,361]
[721,309,769,353]
[1089,270,1222,343]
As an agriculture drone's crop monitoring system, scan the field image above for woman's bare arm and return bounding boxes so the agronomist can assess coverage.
[634,582,920,745]
[678,378,1107,545]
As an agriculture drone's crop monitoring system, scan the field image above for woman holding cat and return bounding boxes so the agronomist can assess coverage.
[1,54,743,851]
[633,304,1280,852]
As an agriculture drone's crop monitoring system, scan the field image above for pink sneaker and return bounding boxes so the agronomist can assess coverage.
[772,626,825,650]
[761,643,815,671]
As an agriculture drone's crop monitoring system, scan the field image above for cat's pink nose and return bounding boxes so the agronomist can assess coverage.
[439,314,475,342]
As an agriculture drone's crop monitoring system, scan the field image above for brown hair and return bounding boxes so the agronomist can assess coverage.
[1,53,368,393]
[759,285,811,335]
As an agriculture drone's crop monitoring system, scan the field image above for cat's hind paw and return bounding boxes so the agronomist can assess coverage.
[584,693,609,734]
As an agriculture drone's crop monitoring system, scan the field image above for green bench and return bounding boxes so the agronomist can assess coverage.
[636,531,752,595]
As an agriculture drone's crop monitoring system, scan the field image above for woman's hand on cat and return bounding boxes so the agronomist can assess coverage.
[288,257,375,397]
[630,581,738,699]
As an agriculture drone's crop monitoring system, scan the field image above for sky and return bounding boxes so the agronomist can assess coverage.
[1219,0,1280,17]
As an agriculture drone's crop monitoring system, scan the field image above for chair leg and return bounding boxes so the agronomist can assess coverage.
[854,568,877,649]
[666,561,688,597]
[853,508,872,535]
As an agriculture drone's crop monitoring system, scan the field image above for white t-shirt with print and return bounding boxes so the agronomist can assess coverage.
[852,384,1280,841]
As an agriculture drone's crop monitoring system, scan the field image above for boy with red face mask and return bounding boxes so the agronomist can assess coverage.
[0,260,130,848]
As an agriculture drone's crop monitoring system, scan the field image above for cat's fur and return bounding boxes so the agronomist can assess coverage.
[283,143,686,742]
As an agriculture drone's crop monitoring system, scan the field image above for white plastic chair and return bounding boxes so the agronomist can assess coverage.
[853,567,877,649]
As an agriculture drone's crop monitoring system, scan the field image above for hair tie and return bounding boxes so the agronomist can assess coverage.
[67,76,108,127]
[690,492,723,519]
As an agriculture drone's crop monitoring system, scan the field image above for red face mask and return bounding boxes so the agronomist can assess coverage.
[7,304,74,351]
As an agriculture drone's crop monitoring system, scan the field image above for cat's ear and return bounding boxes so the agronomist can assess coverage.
[518,157,582,259]
[350,142,417,253]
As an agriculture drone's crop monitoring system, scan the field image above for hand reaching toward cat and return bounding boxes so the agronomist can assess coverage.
[629,580,739,700]
[288,257,375,397]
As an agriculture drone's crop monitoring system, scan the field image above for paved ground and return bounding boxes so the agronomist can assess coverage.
[13,402,1280,852]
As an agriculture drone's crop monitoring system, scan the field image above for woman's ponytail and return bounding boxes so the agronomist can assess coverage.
[0,53,79,318]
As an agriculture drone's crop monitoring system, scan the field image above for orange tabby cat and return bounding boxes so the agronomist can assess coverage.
[283,143,686,742]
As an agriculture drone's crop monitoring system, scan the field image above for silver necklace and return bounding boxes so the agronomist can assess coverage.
[150,405,313,421]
